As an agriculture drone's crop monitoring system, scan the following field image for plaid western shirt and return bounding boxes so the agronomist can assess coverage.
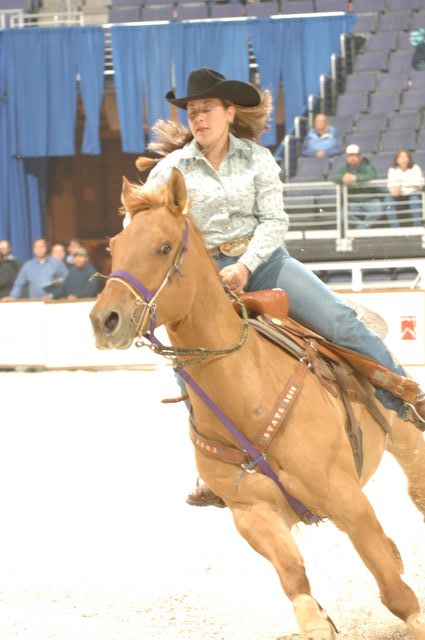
[146,134,288,273]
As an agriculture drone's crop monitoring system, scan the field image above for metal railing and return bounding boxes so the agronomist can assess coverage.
[283,178,425,251]
[8,11,84,27]
[0,9,24,28]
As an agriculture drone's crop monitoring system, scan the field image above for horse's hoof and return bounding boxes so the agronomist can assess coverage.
[406,612,425,639]
[293,595,337,640]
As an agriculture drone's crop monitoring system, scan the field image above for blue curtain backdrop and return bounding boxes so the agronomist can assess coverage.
[0,27,104,260]
[250,14,356,144]
[4,27,104,157]
[111,25,172,153]
[0,32,45,261]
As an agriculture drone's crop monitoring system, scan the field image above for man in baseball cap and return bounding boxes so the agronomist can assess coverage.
[330,144,381,229]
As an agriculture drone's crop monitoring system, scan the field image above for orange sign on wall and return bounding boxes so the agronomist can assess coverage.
[401,316,417,341]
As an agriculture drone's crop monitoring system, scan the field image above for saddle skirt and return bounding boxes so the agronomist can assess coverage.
[235,289,420,407]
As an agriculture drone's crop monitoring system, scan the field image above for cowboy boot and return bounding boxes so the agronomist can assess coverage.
[186,480,226,508]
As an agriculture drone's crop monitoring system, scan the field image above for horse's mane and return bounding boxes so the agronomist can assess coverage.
[121,180,175,217]
[121,178,220,277]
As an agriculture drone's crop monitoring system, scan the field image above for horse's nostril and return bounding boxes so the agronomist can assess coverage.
[104,311,119,333]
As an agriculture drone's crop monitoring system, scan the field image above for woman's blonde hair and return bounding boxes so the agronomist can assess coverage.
[136,89,272,172]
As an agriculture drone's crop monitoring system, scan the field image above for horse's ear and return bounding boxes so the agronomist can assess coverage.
[168,168,188,216]
[121,176,139,217]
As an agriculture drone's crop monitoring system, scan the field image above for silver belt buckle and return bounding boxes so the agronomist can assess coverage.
[219,236,251,257]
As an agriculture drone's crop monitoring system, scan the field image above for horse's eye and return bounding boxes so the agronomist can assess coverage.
[158,243,172,256]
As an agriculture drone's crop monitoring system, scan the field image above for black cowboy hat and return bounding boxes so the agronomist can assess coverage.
[165,67,261,109]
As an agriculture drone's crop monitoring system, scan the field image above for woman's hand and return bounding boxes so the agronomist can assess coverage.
[219,262,250,294]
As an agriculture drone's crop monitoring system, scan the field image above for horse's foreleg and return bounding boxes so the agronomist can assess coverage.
[386,419,425,519]
[326,481,425,639]
[230,502,336,640]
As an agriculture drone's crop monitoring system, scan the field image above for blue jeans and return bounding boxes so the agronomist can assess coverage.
[383,194,423,226]
[216,247,407,416]
[348,198,383,229]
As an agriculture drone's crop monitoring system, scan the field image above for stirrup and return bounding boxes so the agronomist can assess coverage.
[404,403,425,432]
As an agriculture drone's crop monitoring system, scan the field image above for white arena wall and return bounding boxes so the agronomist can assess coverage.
[0,291,424,384]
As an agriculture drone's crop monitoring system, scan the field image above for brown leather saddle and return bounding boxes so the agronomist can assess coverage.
[236,289,419,405]
[231,289,421,476]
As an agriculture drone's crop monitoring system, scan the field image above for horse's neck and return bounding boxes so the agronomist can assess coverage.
[166,223,247,353]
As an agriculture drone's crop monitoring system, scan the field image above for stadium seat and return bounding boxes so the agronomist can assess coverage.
[386,0,418,9]
[401,88,425,110]
[141,3,174,19]
[209,1,244,17]
[413,149,425,169]
[365,31,398,52]
[336,93,369,116]
[280,0,314,13]
[354,51,389,73]
[369,152,396,178]
[314,0,346,10]
[109,6,142,22]
[0,0,32,7]
[376,72,408,92]
[345,71,377,93]
[416,129,425,148]
[245,0,280,17]
[290,156,330,182]
[409,69,425,89]
[380,129,417,152]
[397,32,414,49]
[351,13,378,35]
[327,115,354,138]
[410,9,425,30]
[352,0,385,10]
[377,11,411,32]
[389,110,422,131]
[369,91,401,114]
[176,1,209,19]
[388,49,415,74]
[355,113,388,132]
[345,131,380,154]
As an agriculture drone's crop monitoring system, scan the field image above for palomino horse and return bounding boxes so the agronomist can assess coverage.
[90,168,425,640]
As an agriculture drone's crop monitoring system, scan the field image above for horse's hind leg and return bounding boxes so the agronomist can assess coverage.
[386,418,425,518]
[326,479,425,639]
[230,501,336,640]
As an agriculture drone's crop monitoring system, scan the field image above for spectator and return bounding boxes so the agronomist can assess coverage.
[384,150,424,227]
[66,238,83,266]
[410,28,425,70]
[4,238,68,300]
[301,113,343,158]
[51,242,68,265]
[0,239,17,261]
[61,247,104,300]
[330,144,382,229]
[0,240,20,298]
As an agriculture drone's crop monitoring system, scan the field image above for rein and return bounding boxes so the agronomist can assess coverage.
[103,216,321,525]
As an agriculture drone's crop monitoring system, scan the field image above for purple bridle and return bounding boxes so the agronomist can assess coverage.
[106,219,189,336]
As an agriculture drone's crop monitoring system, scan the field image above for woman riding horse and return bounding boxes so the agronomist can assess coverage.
[135,67,425,506]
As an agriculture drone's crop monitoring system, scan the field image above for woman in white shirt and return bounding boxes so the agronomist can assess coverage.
[384,149,424,226]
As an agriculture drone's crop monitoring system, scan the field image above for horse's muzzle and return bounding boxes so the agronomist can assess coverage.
[90,301,135,350]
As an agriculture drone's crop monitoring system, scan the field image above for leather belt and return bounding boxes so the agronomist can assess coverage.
[209,235,252,258]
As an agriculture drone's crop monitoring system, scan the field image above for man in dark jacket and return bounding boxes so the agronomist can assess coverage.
[330,144,382,229]
[61,247,104,299]
[0,241,20,297]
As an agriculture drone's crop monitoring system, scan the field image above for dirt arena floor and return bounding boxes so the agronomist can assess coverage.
[0,366,424,640]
